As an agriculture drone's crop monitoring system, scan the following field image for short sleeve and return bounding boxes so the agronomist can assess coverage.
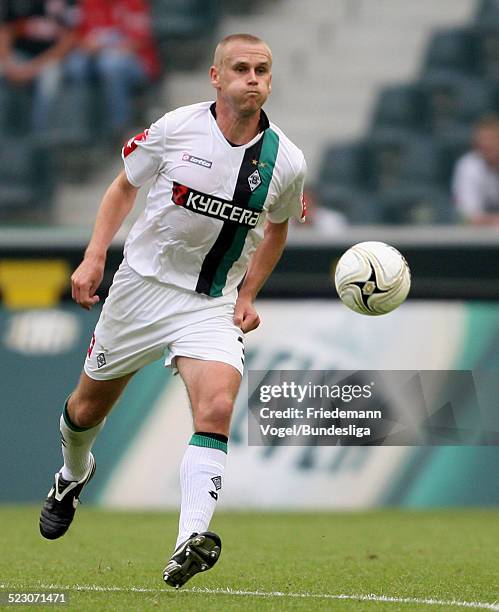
[122,116,166,187]
[267,157,307,224]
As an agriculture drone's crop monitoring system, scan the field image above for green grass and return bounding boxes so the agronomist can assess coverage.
[0,507,498,611]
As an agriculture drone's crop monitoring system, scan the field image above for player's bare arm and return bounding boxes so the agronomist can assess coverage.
[72,170,138,310]
[235,219,288,333]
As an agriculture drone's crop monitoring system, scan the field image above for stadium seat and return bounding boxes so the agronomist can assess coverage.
[371,84,425,132]
[0,140,54,216]
[316,142,381,222]
[434,126,473,186]
[473,24,499,82]
[316,184,380,224]
[150,0,221,68]
[475,0,499,24]
[220,0,267,14]
[317,142,369,189]
[150,0,220,38]
[42,84,96,147]
[417,71,495,134]
[0,87,7,136]
[377,185,455,224]
[422,28,478,77]
[1,87,34,137]
[364,129,440,192]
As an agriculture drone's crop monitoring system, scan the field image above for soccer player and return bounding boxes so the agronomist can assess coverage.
[39,33,306,588]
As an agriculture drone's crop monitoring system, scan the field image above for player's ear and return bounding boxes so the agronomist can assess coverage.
[268,73,272,93]
[210,65,220,89]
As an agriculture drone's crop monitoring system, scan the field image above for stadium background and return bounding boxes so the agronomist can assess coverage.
[1,0,499,513]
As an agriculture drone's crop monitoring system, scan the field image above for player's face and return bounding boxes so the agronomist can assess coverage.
[211,42,272,115]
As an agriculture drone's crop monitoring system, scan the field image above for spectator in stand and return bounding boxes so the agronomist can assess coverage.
[66,0,161,139]
[0,0,77,130]
[452,115,499,225]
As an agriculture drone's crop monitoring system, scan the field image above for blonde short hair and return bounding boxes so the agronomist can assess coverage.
[213,34,272,68]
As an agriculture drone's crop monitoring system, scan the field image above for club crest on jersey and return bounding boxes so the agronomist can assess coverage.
[172,181,261,227]
[248,169,262,192]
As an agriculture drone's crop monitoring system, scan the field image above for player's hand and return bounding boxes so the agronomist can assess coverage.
[71,257,105,310]
[234,296,260,333]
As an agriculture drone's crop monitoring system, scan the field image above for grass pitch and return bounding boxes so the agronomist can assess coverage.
[0,507,497,611]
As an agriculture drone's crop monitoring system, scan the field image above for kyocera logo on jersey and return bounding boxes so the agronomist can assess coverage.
[172,181,260,227]
[182,153,213,169]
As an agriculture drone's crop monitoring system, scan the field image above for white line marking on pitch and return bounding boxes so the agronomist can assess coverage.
[1,583,497,610]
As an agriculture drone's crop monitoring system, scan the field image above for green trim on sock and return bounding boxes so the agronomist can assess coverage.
[189,433,228,454]
[63,401,91,433]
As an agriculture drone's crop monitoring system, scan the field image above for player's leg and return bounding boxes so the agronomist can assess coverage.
[163,358,241,588]
[61,370,135,478]
[176,357,240,539]
[40,371,134,540]
[40,261,171,540]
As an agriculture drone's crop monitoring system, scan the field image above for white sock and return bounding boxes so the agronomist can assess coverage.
[59,405,105,481]
[175,434,227,550]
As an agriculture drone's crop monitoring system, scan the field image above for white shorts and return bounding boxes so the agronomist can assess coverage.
[84,261,244,380]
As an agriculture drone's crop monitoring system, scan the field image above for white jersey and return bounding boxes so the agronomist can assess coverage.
[452,151,499,219]
[122,101,306,297]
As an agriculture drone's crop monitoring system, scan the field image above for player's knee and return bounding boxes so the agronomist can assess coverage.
[67,395,105,429]
[196,393,234,429]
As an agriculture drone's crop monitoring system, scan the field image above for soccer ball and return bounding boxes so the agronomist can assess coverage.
[334,241,411,316]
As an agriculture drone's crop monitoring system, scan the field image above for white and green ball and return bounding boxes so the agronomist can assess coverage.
[334,241,411,316]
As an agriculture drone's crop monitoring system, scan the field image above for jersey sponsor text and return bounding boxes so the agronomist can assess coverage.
[172,181,260,227]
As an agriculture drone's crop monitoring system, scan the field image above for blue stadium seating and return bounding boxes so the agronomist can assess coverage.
[365,128,441,192]
[376,185,455,224]
[150,0,221,68]
[417,71,494,134]
[0,139,54,218]
[422,28,478,77]
[371,84,426,132]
